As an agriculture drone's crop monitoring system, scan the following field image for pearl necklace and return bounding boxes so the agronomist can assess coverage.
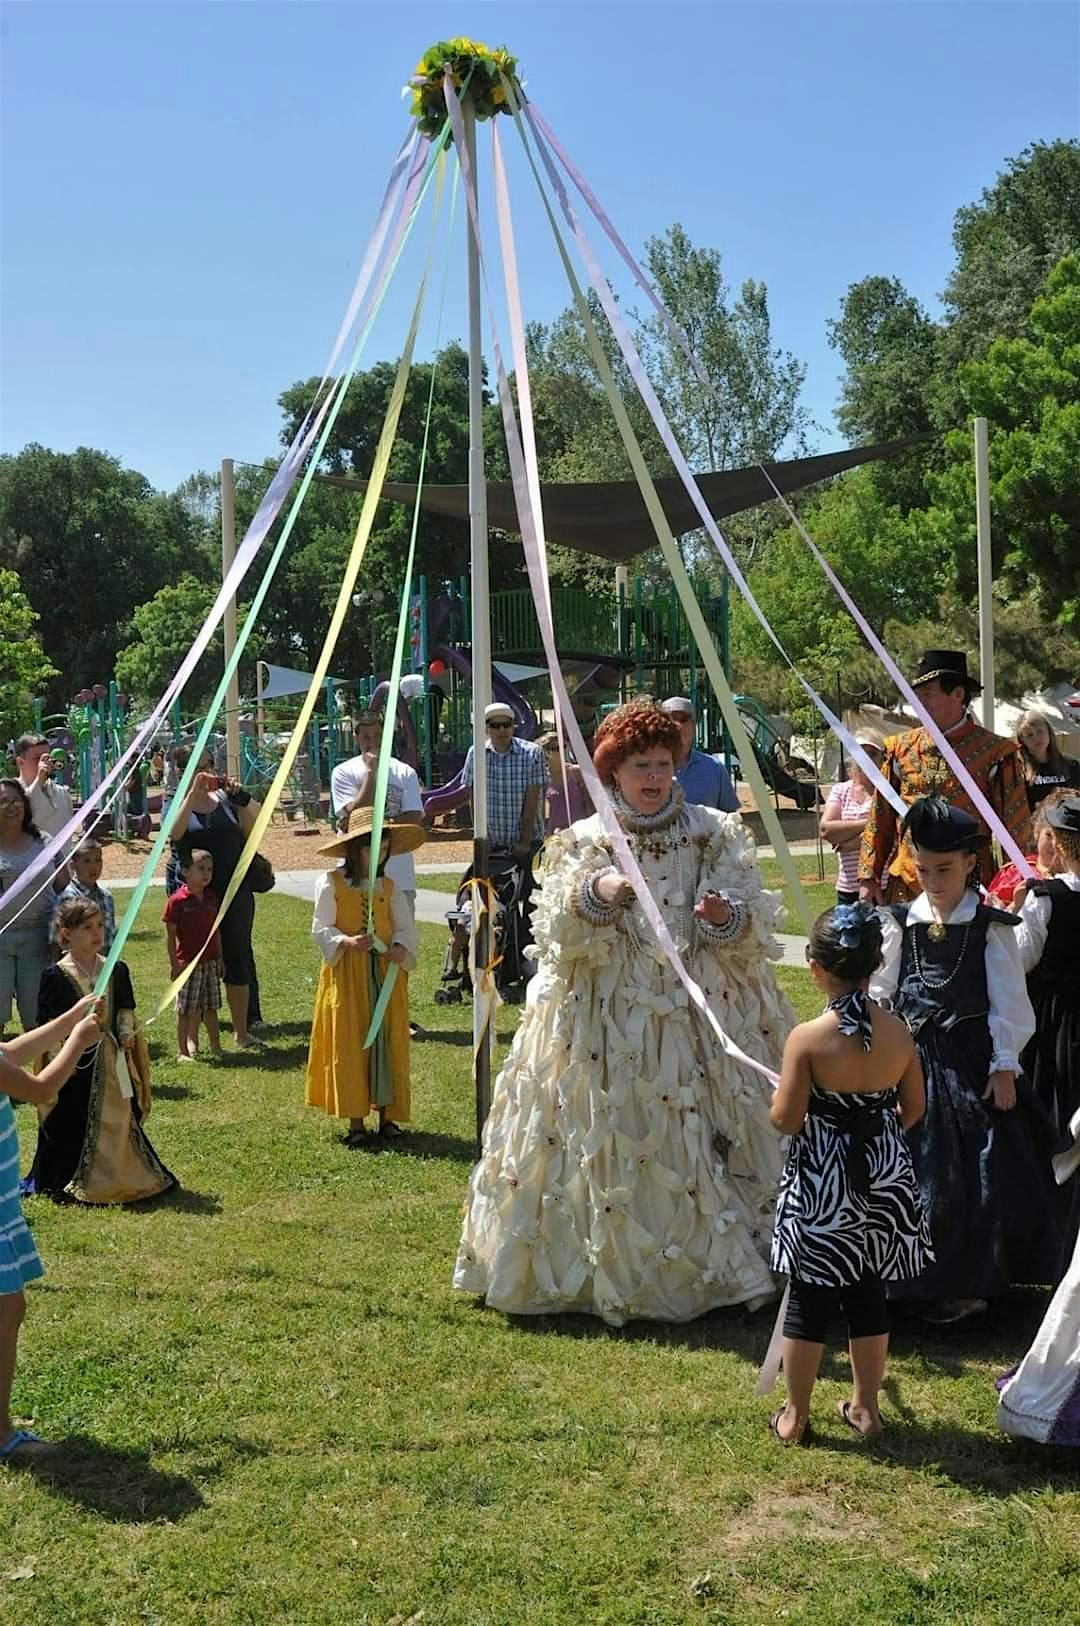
[910,919,972,990]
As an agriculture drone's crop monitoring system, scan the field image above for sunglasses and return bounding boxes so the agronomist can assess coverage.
[487,721,514,730]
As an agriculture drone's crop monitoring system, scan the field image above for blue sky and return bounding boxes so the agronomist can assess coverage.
[2,1,1077,491]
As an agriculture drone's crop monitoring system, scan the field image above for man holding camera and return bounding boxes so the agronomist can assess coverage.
[14,735,75,844]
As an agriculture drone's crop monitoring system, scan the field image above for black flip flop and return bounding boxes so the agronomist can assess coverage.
[768,1408,812,1447]
[838,1400,882,1439]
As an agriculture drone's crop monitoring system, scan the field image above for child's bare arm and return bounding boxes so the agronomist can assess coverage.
[770,1027,813,1134]
[2,1014,101,1106]
[165,922,181,973]
[896,1040,925,1130]
[0,995,100,1067]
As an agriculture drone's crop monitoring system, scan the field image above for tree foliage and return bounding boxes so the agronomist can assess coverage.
[0,568,58,749]
[114,574,258,713]
[0,445,196,703]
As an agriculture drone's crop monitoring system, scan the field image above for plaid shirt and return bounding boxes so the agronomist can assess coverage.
[463,737,548,847]
[51,879,116,951]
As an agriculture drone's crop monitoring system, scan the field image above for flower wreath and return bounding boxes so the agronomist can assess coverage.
[407,37,520,141]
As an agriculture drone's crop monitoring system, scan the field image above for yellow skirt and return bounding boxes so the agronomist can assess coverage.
[305,876,411,1122]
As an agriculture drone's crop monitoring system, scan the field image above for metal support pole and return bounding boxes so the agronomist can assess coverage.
[256,660,266,754]
[221,457,241,780]
[974,417,995,731]
[464,99,492,1147]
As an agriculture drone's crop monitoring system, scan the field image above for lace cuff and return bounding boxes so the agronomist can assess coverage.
[695,898,748,947]
[571,869,622,926]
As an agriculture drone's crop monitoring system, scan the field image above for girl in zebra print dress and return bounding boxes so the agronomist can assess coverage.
[767,904,932,1444]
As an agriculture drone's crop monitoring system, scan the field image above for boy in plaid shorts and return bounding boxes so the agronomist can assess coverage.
[163,850,224,1061]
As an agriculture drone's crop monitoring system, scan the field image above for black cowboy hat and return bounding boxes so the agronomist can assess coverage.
[910,649,982,693]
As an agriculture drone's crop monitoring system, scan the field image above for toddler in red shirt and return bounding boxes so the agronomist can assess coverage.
[162,849,224,1061]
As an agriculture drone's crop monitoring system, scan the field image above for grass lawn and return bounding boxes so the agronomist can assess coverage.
[4,894,1077,1624]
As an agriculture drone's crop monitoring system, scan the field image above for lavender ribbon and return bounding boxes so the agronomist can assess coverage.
[445,82,779,1089]
[0,126,425,931]
[528,101,1032,880]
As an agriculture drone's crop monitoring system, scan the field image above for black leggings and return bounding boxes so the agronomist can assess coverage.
[784,1273,890,1345]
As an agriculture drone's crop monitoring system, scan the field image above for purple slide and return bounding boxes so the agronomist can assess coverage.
[421,646,539,816]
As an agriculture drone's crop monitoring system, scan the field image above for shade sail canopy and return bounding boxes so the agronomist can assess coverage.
[314,435,931,563]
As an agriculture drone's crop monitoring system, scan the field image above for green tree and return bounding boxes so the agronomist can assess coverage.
[729,466,944,711]
[114,575,258,712]
[0,569,58,751]
[0,445,196,702]
[940,140,1080,368]
[901,254,1080,640]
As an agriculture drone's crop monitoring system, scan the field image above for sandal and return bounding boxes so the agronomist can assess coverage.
[379,1120,405,1141]
[0,1428,57,1464]
[838,1400,883,1439]
[768,1408,811,1447]
[341,1128,368,1149]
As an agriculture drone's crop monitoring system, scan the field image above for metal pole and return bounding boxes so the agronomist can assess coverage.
[974,417,995,731]
[221,457,241,780]
[465,99,492,1146]
[256,660,266,753]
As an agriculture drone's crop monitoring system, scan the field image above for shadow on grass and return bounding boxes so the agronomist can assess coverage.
[227,1043,310,1072]
[866,1418,1080,1494]
[21,1435,206,1522]
[152,1083,197,1101]
[413,1028,519,1048]
[159,1186,223,1216]
[353,1127,477,1165]
[502,1301,770,1360]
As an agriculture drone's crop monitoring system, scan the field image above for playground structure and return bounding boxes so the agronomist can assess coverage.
[23,568,825,831]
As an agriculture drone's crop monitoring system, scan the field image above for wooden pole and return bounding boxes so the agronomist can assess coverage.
[465,99,492,1148]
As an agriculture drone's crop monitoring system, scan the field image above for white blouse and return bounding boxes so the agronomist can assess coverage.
[869,890,1035,1076]
[310,869,419,970]
[1015,871,1080,974]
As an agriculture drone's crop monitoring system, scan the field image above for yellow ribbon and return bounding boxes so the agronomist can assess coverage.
[506,94,814,934]
[143,155,447,1025]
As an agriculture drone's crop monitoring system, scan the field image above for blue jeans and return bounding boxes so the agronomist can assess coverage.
[0,921,50,1033]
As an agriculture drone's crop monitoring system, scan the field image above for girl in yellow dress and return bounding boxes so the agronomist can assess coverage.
[306,808,423,1146]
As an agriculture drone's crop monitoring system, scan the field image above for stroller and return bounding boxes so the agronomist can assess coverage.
[434,846,537,1006]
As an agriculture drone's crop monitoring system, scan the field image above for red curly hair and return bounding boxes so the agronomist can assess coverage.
[591,700,681,785]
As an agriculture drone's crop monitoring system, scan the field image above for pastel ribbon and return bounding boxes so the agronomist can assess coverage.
[363,166,459,1049]
[140,159,444,1023]
[446,78,779,1089]
[499,97,814,939]
[0,127,430,933]
[528,100,1028,873]
[518,97,902,836]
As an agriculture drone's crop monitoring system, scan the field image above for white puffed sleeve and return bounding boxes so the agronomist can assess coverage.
[388,879,419,970]
[1014,890,1052,974]
[868,909,902,1005]
[691,808,778,959]
[530,820,623,975]
[311,870,348,966]
[985,921,1035,1075]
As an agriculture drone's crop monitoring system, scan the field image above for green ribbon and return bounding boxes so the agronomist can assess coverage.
[97,124,453,997]
[362,168,459,1048]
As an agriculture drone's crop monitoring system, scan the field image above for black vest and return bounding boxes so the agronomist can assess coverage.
[1027,880,1080,997]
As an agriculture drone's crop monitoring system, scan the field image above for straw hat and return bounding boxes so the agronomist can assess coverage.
[318,805,427,858]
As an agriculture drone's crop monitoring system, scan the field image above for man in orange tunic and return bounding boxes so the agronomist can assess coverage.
[858,650,1032,903]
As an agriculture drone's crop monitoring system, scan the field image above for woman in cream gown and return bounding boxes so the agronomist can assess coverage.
[455,702,794,1325]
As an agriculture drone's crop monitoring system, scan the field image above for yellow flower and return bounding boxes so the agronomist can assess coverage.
[491,84,506,105]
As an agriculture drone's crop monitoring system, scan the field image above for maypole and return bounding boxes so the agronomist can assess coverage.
[464,96,493,1140]
[409,38,519,1145]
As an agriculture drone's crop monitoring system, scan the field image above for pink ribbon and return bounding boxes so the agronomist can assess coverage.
[528,101,1032,879]
[521,103,902,822]
[0,127,428,929]
[446,78,779,1089]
